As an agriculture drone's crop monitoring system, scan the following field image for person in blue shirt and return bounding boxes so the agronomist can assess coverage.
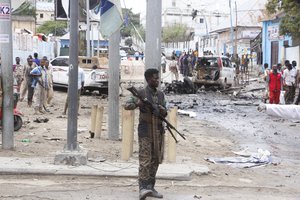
[32,53,40,66]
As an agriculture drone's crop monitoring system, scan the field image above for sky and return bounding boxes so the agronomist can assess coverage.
[120,0,146,14]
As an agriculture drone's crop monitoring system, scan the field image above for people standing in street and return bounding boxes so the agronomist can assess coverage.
[62,67,85,115]
[32,53,40,66]
[178,52,185,74]
[182,52,189,77]
[125,68,167,200]
[31,59,47,114]
[269,65,282,104]
[168,56,179,81]
[294,67,300,105]
[44,59,54,109]
[13,57,24,93]
[282,63,295,104]
[263,63,270,103]
[20,57,36,106]
[161,53,167,73]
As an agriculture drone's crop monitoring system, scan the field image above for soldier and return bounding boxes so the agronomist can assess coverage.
[13,57,24,92]
[20,57,36,106]
[125,68,167,200]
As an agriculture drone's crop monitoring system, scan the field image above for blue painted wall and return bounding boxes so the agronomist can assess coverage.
[262,19,292,67]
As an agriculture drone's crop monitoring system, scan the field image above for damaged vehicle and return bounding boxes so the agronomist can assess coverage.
[51,56,109,94]
[192,56,235,90]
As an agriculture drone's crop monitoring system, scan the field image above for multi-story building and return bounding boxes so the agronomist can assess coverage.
[36,1,55,27]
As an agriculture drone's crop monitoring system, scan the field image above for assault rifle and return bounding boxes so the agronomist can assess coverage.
[127,86,186,143]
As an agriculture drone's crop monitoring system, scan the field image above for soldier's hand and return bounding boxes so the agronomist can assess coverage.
[158,105,167,117]
[136,100,144,107]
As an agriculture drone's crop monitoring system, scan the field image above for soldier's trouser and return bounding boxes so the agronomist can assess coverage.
[138,137,159,190]
[27,84,34,105]
[45,87,54,105]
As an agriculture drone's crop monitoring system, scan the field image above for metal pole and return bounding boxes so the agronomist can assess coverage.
[108,29,120,140]
[66,0,79,151]
[86,0,90,57]
[234,1,238,55]
[91,23,94,57]
[229,0,234,55]
[1,0,14,150]
[145,0,162,73]
[97,28,100,57]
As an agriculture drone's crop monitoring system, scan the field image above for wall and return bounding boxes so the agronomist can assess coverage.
[12,16,36,33]
[286,46,300,69]
[262,20,292,67]
[13,33,56,64]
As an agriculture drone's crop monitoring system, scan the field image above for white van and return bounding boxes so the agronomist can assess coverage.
[51,56,109,93]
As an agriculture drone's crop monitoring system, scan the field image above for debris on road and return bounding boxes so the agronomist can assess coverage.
[178,110,197,118]
[205,149,272,168]
[258,104,300,120]
[33,117,49,123]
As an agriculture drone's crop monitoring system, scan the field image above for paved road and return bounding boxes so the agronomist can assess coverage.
[0,175,299,200]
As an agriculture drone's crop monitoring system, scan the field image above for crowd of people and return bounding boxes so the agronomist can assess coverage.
[263,60,300,105]
[161,50,198,81]
[13,53,54,114]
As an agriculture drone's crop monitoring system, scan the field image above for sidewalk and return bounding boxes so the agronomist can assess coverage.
[0,156,209,181]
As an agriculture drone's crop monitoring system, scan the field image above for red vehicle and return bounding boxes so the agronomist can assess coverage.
[0,92,23,131]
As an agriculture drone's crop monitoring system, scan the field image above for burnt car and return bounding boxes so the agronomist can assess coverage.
[192,56,235,89]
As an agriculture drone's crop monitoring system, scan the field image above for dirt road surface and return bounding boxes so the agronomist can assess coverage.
[0,69,299,199]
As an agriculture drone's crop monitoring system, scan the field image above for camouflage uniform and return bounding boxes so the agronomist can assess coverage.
[125,86,166,191]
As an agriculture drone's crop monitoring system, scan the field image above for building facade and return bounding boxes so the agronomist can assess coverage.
[262,16,292,67]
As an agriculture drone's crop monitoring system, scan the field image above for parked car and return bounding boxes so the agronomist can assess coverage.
[192,55,235,90]
[51,56,108,94]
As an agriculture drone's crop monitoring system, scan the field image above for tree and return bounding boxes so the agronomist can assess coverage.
[37,21,67,36]
[266,0,300,38]
[120,8,144,39]
[162,24,190,43]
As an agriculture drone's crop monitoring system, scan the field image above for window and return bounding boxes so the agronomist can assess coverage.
[40,13,44,18]
[51,58,69,66]
[199,18,204,23]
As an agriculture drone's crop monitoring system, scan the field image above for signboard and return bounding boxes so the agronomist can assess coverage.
[241,30,261,39]
[268,25,284,40]
[0,3,11,21]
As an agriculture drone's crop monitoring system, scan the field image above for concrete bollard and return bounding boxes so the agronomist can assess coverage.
[121,106,135,161]
[95,105,104,138]
[89,104,98,138]
[167,107,178,163]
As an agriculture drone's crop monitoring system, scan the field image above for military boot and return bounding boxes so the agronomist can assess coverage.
[139,188,152,200]
[148,180,163,198]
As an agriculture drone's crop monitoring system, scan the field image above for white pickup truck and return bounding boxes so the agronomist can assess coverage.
[50,56,109,94]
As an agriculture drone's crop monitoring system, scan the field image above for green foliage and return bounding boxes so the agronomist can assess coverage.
[266,0,300,38]
[162,24,189,43]
[37,21,67,36]
[121,8,144,38]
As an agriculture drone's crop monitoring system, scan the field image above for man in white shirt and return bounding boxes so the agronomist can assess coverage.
[282,63,295,104]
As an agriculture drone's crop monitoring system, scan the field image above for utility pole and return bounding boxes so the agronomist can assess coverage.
[0,0,14,150]
[234,1,238,55]
[229,0,234,55]
[145,0,162,73]
[86,0,90,57]
[66,0,79,151]
[108,29,120,140]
